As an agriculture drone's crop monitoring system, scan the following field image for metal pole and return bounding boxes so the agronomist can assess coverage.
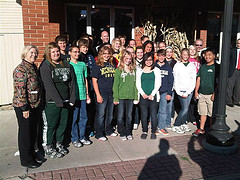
[205,0,235,147]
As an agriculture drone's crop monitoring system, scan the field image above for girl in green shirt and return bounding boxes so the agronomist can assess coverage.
[113,50,138,141]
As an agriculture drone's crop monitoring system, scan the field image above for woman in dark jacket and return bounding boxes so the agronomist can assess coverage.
[40,42,75,158]
[13,45,42,168]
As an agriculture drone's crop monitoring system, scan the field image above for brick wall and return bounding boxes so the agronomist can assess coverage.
[135,27,144,46]
[22,0,60,65]
[200,30,207,48]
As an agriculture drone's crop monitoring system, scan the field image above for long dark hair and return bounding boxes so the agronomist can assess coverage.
[142,52,155,70]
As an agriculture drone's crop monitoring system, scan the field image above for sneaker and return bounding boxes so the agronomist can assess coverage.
[109,132,118,137]
[120,136,127,141]
[72,140,83,148]
[45,146,63,159]
[192,129,205,137]
[127,135,133,140]
[172,126,185,134]
[133,124,138,130]
[150,133,157,139]
[89,131,94,137]
[56,143,68,156]
[158,129,169,136]
[80,139,91,145]
[181,124,191,132]
[141,132,147,139]
[98,137,108,141]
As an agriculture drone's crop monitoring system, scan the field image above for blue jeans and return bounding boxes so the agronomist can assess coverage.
[174,92,193,126]
[133,104,140,125]
[158,92,169,129]
[71,100,88,142]
[117,99,134,137]
[166,91,174,127]
[139,96,159,133]
[95,93,114,138]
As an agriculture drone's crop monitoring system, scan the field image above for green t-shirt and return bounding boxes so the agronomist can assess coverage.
[141,71,155,95]
[70,61,87,100]
[52,64,71,100]
[197,64,215,95]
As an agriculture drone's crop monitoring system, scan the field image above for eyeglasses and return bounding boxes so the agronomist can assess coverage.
[195,44,203,47]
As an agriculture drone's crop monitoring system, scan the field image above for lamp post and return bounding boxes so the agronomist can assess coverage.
[202,0,238,154]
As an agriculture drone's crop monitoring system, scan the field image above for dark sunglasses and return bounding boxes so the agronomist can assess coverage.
[195,44,203,46]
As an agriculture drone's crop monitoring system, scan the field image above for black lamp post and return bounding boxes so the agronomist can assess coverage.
[202,0,238,154]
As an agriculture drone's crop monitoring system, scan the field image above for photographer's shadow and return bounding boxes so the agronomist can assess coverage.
[138,138,182,180]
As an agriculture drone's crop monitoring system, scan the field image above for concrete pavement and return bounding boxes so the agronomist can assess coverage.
[0,105,239,179]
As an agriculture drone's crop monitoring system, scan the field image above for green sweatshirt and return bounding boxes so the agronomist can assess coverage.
[113,68,138,102]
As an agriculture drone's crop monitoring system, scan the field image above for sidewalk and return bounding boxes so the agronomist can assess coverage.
[0,106,240,180]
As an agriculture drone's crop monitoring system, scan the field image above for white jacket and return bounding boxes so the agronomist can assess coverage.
[173,62,196,97]
[136,67,162,102]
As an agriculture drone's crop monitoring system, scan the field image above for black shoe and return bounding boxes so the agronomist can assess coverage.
[234,103,240,107]
[141,133,147,139]
[150,133,157,139]
[226,103,234,107]
[25,161,41,169]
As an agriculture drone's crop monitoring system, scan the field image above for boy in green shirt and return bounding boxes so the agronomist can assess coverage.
[193,48,219,136]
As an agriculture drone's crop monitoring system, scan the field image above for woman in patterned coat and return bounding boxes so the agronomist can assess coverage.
[13,45,42,168]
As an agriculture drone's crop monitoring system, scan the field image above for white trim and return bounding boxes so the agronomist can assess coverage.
[87,26,92,35]
[218,32,223,63]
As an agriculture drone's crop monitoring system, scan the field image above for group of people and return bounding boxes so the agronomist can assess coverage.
[13,29,240,169]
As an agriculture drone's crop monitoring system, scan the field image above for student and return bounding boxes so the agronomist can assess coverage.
[40,42,75,158]
[128,39,136,50]
[77,39,96,137]
[118,35,126,48]
[172,48,196,134]
[111,38,121,58]
[92,46,117,141]
[158,41,166,50]
[55,35,70,61]
[143,40,154,54]
[68,45,91,147]
[136,53,161,139]
[189,45,201,73]
[133,46,144,130]
[192,48,219,136]
[155,49,174,136]
[188,45,201,125]
[165,46,177,128]
[113,50,138,141]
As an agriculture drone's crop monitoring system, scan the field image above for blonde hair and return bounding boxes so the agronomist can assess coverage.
[118,50,135,73]
[180,48,190,62]
[97,46,113,67]
[189,45,200,62]
[44,42,64,67]
[21,45,38,60]
[111,38,121,52]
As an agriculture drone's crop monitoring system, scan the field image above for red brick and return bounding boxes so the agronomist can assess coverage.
[23,5,36,9]
[24,13,36,17]
[30,17,44,22]
[31,34,44,38]
[31,25,44,30]
[29,9,43,14]
[24,21,37,26]
[37,13,48,18]
[36,5,48,10]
